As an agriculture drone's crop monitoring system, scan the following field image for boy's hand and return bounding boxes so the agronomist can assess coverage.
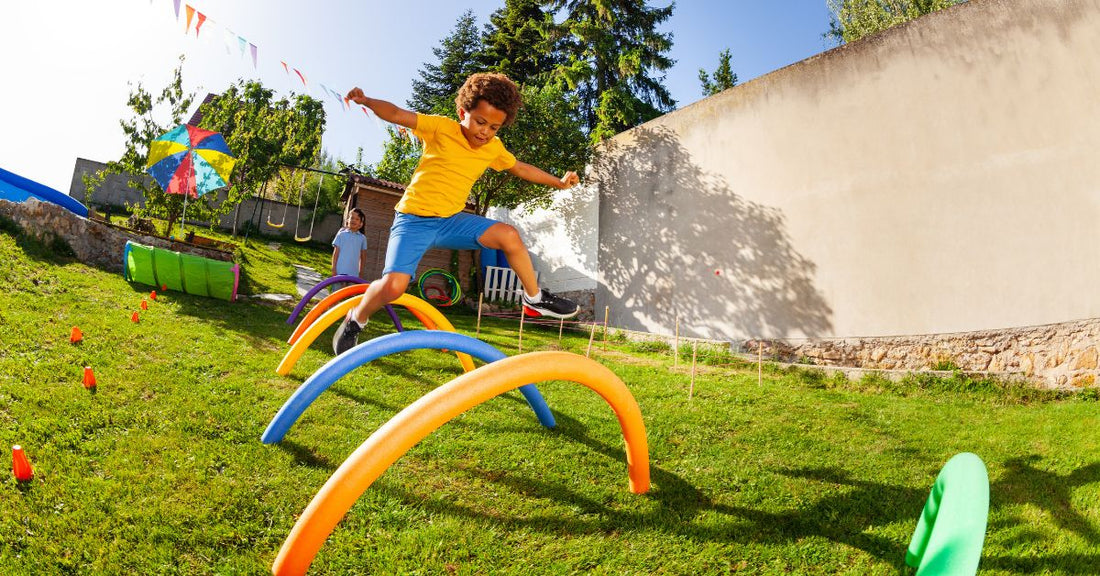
[346,87,369,106]
[558,171,580,189]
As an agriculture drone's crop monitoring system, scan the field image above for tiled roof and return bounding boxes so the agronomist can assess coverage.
[345,173,406,193]
[187,93,218,126]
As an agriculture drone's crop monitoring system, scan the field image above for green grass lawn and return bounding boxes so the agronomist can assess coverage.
[0,220,1097,574]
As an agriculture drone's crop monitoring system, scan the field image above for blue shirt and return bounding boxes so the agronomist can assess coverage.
[332,228,367,278]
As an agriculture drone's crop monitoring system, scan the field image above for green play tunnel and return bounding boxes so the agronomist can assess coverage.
[123,241,239,301]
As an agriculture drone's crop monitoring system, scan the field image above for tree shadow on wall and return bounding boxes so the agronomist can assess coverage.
[592,126,833,340]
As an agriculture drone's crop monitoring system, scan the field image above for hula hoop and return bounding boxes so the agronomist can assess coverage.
[417,268,461,307]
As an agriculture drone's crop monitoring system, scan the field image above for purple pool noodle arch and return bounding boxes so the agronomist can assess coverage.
[287,275,404,332]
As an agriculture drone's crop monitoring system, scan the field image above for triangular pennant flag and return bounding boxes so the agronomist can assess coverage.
[195,12,207,37]
[223,28,235,54]
[173,0,181,20]
[185,5,195,34]
[238,36,247,57]
[249,44,258,68]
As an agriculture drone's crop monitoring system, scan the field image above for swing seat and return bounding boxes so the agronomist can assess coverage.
[294,234,312,243]
[266,217,286,229]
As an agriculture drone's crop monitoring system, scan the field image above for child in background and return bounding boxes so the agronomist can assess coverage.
[331,207,368,280]
[335,72,580,355]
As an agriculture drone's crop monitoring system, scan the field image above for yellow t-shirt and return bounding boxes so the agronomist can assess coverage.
[395,113,517,217]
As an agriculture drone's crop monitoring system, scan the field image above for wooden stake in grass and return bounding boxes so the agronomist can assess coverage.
[586,322,597,358]
[602,306,610,351]
[475,293,484,338]
[558,316,564,343]
[689,339,698,400]
[674,317,680,368]
[518,307,525,353]
[757,340,763,386]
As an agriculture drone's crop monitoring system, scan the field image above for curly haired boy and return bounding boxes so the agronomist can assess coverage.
[337,73,580,354]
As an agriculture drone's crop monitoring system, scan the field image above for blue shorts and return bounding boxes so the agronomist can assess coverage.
[383,211,497,276]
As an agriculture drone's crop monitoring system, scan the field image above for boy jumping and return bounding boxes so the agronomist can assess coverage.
[336,72,580,354]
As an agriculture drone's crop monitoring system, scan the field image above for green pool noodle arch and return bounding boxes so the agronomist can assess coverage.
[906,452,989,575]
[123,241,239,302]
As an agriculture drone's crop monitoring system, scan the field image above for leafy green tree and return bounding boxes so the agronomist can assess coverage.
[408,10,483,116]
[472,83,589,215]
[545,0,676,143]
[827,0,965,45]
[82,56,196,235]
[481,0,561,85]
[699,48,737,96]
[368,126,422,185]
[197,80,325,234]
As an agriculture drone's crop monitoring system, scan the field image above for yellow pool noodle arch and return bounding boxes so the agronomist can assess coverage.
[271,351,649,575]
[288,284,437,345]
[276,294,473,376]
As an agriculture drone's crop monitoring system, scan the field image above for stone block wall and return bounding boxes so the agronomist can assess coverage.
[0,198,233,275]
[745,319,1099,389]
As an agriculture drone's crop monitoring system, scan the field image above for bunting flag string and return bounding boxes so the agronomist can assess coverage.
[160,0,401,138]
[184,5,195,34]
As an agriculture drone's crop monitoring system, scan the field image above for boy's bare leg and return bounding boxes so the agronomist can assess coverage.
[479,222,539,297]
[349,272,412,322]
[478,222,579,319]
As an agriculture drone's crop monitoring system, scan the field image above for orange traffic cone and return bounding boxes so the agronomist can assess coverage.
[12,445,33,482]
[82,366,97,389]
[69,326,83,344]
[161,284,167,291]
[140,299,148,310]
[131,311,140,323]
[150,290,158,301]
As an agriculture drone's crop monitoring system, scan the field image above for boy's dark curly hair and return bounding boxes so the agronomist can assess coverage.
[455,73,522,127]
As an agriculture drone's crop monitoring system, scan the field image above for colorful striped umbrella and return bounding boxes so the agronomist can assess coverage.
[145,125,236,198]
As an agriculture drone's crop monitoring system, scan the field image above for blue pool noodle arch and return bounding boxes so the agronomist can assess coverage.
[262,330,556,443]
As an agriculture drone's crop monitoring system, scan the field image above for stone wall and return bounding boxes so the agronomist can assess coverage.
[0,198,233,274]
[744,319,1099,389]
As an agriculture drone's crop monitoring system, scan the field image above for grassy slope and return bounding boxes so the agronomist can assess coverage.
[0,223,1097,574]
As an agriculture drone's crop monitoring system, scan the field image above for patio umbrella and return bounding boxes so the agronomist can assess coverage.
[145,124,237,233]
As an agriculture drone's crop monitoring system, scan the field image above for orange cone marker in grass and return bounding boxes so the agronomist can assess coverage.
[150,290,158,301]
[141,299,148,310]
[82,366,97,389]
[12,445,33,482]
[69,326,83,344]
[161,284,167,291]
[131,311,140,323]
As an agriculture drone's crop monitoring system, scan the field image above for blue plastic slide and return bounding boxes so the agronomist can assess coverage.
[0,166,89,218]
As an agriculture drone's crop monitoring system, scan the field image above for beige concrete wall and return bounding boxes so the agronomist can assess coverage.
[595,0,1100,341]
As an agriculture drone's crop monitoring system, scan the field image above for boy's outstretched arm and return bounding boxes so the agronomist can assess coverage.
[507,161,580,190]
[346,87,417,129]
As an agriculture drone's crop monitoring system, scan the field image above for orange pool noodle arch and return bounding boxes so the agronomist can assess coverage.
[288,285,440,346]
[271,351,649,575]
[277,294,473,376]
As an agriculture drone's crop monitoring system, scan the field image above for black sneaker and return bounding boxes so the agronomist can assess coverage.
[332,315,362,355]
[522,289,580,319]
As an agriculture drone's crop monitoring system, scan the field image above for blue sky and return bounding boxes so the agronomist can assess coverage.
[1,1,835,193]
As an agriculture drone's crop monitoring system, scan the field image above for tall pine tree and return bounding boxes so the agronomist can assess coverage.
[698,49,737,96]
[480,0,561,86]
[408,10,483,116]
[545,0,676,143]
